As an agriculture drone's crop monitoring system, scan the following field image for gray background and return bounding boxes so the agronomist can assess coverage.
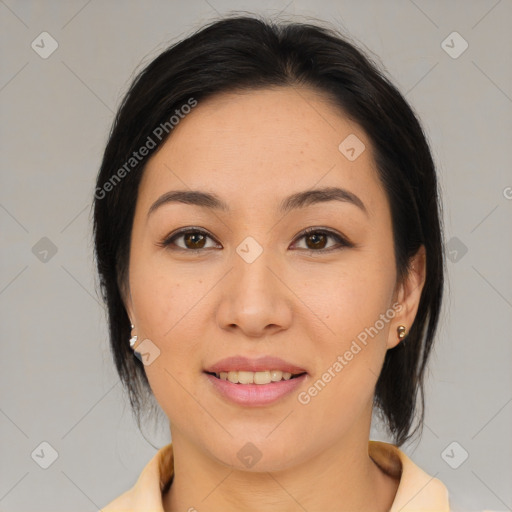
[1,1,511,511]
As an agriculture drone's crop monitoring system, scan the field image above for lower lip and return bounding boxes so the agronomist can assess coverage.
[204,372,307,406]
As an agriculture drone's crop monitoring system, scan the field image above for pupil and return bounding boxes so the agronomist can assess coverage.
[186,233,205,249]
[307,233,326,249]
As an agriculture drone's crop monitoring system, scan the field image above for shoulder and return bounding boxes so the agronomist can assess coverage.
[101,489,135,512]
[100,443,174,512]
[369,440,450,511]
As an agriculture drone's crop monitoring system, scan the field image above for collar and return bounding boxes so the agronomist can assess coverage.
[101,440,450,511]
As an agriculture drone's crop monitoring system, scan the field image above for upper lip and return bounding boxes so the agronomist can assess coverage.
[204,355,308,374]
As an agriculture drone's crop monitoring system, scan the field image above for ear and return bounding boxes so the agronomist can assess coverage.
[118,275,135,325]
[125,295,135,326]
[388,244,427,349]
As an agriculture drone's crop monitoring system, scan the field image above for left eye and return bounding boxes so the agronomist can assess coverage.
[292,228,351,252]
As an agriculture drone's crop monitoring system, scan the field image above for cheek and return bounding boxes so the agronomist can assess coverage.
[129,247,202,339]
[132,274,205,367]
[297,289,390,433]
[296,259,395,414]
[305,259,394,346]
[128,257,206,400]
[132,283,206,429]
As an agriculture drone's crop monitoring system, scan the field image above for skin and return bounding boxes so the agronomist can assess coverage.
[123,86,426,511]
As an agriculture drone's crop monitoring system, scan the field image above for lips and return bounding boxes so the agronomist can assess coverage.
[204,356,308,405]
[204,355,308,375]
[204,371,308,406]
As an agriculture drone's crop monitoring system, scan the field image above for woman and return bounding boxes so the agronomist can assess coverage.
[95,14,449,511]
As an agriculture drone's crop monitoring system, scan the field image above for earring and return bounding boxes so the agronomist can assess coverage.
[397,325,407,340]
[129,324,137,348]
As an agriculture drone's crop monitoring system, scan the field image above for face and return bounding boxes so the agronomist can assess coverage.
[124,87,424,471]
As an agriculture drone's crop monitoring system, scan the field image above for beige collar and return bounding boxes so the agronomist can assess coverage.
[101,440,450,511]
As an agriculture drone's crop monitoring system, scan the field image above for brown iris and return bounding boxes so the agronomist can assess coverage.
[183,232,207,249]
[304,232,328,250]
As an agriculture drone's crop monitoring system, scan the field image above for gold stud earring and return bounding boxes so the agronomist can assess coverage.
[397,325,407,340]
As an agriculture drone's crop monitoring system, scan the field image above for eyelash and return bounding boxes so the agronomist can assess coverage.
[157,226,354,254]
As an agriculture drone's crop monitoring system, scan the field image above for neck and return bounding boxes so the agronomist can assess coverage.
[162,428,398,512]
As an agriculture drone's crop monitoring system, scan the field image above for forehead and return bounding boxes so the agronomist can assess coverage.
[139,87,385,219]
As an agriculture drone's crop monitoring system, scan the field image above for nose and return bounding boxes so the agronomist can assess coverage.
[215,247,293,339]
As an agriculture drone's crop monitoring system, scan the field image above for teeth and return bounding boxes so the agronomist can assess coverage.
[236,371,254,384]
[270,370,285,382]
[217,370,296,384]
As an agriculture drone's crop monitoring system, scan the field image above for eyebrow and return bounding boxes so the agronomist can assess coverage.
[147,186,368,218]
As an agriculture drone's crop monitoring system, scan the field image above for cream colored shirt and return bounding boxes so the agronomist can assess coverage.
[101,440,450,511]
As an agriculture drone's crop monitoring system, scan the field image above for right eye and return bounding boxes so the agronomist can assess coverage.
[157,227,221,252]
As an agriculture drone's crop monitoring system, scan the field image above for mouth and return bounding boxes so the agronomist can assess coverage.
[203,355,308,406]
[205,370,307,384]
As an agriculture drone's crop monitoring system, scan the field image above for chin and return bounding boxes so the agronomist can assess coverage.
[201,434,308,474]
